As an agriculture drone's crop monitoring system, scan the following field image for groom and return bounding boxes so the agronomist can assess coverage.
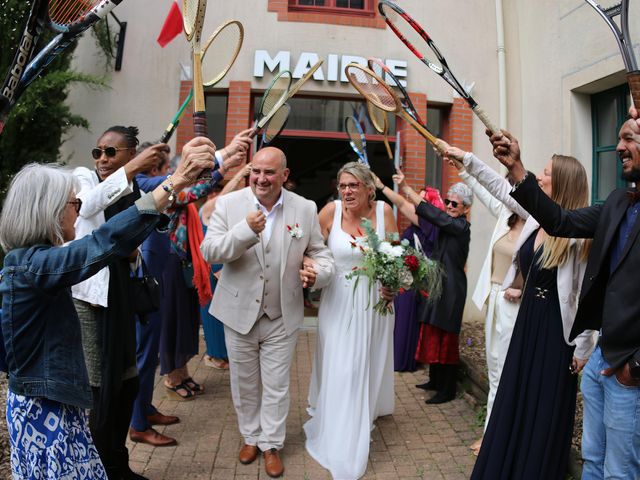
[200,147,334,478]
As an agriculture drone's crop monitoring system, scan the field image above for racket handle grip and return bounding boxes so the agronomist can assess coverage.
[193,111,212,180]
[159,123,177,144]
[627,71,640,111]
[472,106,499,135]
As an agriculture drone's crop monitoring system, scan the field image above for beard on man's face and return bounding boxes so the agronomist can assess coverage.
[622,165,640,183]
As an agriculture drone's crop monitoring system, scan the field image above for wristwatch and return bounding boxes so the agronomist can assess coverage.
[629,352,640,380]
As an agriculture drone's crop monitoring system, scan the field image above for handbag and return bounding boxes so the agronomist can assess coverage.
[130,259,161,315]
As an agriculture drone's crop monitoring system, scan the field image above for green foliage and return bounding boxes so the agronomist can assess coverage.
[0,0,106,198]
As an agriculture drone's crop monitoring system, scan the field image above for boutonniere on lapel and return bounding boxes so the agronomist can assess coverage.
[286,223,303,239]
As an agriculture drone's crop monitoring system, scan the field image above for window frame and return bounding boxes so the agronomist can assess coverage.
[288,0,375,17]
[591,84,630,205]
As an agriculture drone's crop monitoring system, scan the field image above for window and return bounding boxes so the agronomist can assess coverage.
[425,107,445,189]
[205,94,228,149]
[591,84,630,204]
[289,0,374,15]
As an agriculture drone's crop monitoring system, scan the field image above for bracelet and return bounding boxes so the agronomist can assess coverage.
[162,175,176,203]
[377,185,385,192]
[511,171,530,191]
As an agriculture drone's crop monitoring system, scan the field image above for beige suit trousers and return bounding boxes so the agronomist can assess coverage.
[224,315,299,451]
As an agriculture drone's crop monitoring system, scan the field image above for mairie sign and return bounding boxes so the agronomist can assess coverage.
[253,50,408,87]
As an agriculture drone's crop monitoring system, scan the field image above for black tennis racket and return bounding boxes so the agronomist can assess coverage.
[0,0,125,134]
[584,0,640,108]
[378,0,498,133]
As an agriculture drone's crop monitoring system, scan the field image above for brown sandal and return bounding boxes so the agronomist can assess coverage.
[164,382,195,401]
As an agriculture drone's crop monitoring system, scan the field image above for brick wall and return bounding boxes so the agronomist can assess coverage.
[396,91,427,233]
[267,0,386,29]
[441,98,473,196]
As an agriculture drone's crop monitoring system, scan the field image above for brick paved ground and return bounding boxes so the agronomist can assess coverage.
[128,329,482,479]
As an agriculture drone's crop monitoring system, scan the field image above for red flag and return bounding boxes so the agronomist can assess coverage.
[157,1,183,48]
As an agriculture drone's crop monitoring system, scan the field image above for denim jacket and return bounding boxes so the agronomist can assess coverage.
[0,194,167,409]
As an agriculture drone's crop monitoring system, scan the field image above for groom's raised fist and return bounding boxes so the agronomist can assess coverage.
[247,210,266,234]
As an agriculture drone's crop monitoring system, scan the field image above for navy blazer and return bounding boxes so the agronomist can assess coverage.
[512,173,639,369]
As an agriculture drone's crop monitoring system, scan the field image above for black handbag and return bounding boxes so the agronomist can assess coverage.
[131,259,161,315]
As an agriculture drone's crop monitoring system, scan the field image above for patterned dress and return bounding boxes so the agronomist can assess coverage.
[7,391,107,479]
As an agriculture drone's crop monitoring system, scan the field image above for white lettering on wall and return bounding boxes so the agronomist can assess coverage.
[253,50,409,86]
[293,52,324,80]
[253,50,291,77]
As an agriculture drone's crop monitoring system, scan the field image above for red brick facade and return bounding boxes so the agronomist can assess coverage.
[267,0,386,29]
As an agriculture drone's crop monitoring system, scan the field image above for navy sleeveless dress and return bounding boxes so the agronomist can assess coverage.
[471,230,577,479]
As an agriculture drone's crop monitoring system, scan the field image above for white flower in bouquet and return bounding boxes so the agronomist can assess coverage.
[378,241,404,258]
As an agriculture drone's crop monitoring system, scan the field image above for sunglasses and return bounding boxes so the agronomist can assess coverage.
[68,198,82,214]
[444,199,460,208]
[91,146,130,160]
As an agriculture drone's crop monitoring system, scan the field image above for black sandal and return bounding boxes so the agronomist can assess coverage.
[164,382,195,401]
[183,377,204,395]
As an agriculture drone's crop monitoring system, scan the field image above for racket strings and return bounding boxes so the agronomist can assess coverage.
[202,23,243,87]
[259,74,291,120]
[263,103,290,144]
[345,118,365,153]
[49,0,100,26]
[345,65,397,112]
[367,101,387,134]
[182,0,203,37]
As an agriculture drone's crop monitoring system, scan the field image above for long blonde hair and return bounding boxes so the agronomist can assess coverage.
[539,154,591,269]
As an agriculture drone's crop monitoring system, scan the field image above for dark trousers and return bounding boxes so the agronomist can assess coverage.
[90,376,140,480]
[130,311,161,432]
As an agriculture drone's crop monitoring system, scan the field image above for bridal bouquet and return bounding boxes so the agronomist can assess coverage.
[346,218,443,315]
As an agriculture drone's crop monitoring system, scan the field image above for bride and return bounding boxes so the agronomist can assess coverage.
[305,162,398,480]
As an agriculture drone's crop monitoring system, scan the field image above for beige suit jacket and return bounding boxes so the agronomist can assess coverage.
[201,187,334,336]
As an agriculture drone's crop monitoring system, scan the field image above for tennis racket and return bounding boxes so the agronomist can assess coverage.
[253,70,293,139]
[159,90,193,144]
[345,63,445,153]
[183,0,208,139]
[252,59,324,137]
[378,0,499,133]
[584,0,640,108]
[0,0,125,134]
[368,57,425,127]
[159,20,243,144]
[260,103,291,148]
[345,116,369,166]
[367,100,393,159]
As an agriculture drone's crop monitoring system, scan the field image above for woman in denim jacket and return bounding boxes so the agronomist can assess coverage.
[0,137,214,480]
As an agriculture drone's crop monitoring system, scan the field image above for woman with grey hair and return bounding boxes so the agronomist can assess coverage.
[0,138,214,480]
[394,170,472,404]
[305,161,398,479]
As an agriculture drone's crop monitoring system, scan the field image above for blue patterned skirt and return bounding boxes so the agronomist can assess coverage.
[7,391,107,479]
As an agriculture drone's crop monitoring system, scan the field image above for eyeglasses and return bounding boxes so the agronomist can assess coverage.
[337,182,361,192]
[444,199,459,208]
[68,198,82,214]
[91,146,129,160]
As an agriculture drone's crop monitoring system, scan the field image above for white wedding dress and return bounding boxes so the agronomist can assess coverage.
[305,200,395,480]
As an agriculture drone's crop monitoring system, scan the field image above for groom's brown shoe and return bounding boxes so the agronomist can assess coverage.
[239,444,259,464]
[263,448,284,478]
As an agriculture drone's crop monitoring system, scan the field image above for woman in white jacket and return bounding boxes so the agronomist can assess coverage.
[439,144,598,479]
[453,158,527,454]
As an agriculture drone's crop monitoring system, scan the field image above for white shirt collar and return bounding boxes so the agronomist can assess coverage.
[253,190,284,214]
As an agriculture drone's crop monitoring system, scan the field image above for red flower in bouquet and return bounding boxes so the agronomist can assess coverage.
[404,255,420,272]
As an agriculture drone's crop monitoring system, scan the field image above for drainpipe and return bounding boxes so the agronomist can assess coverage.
[495,0,507,129]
